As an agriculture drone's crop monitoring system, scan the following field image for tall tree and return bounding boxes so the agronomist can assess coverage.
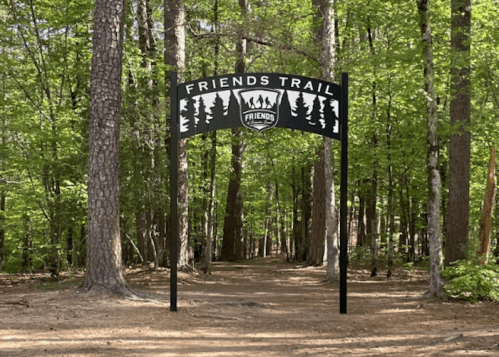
[83,0,132,295]
[220,0,248,261]
[418,0,445,298]
[313,0,339,281]
[0,73,5,271]
[446,0,471,266]
[165,0,189,268]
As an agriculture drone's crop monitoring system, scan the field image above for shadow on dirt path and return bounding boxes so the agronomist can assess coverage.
[1,256,498,356]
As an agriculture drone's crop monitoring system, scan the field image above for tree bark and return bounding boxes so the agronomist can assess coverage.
[418,0,445,298]
[202,132,217,273]
[446,0,471,266]
[221,0,248,261]
[357,180,366,247]
[386,96,394,278]
[301,164,312,261]
[308,148,326,266]
[0,81,5,271]
[313,0,339,281]
[367,25,378,277]
[165,0,189,268]
[84,0,134,296]
[476,147,496,263]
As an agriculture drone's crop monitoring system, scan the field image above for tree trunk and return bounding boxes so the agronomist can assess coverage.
[368,173,377,277]
[221,0,248,262]
[202,132,217,273]
[446,0,471,266]
[418,0,445,298]
[165,0,189,268]
[357,180,366,247]
[313,0,339,281]
[386,96,394,278]
[301,164,312,261]
[0,92,5,271]
[367,25,378,277]
[325,137,339,280]
[291,165,301,261]
[476,147,496,263]
[221,129,244,261]
[84,0,134,296]
[0,190,4,271]
[308,148,326,266]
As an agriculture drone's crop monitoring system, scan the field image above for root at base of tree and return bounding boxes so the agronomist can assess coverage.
[79,282,157,302]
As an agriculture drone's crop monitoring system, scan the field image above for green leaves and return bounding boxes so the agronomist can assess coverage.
[442,260,499,302]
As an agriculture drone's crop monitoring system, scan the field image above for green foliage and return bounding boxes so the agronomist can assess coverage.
[442,259,499,302]
[1,0,499,273]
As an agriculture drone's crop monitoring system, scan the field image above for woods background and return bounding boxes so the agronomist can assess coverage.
[0,0,497,281]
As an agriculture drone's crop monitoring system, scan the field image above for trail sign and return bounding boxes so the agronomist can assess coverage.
[169,72,349,313]
[177,73,341,140]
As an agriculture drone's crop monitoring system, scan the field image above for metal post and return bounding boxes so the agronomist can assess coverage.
[340,73,349,314]
[170,71,178,312]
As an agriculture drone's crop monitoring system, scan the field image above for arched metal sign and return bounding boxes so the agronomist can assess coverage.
[169,72,348,313]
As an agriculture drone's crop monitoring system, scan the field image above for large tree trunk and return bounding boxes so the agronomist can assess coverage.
[313,0,339,281]
[221,0,248,261]
[367,25,378,277]
[84,0,133,296]
[0,191,4,271]
[476,147,496,263]
[165,0,189,268]
[221,129,244,261]
[0,88,5,271]
[418,0,445,298]
[446,0,471,266]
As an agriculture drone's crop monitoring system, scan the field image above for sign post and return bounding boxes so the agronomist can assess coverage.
[169,71,178,312]
[169,72,348,313]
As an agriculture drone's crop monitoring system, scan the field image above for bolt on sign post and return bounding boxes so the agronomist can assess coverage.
[169,72,349,313]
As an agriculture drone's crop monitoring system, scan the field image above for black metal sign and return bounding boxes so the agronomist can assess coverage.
[169,72,349,314]
[177,73,341,140]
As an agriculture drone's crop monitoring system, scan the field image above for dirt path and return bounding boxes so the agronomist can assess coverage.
[1,257,498,356]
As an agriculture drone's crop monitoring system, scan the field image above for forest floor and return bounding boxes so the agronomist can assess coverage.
[1,257,499,357]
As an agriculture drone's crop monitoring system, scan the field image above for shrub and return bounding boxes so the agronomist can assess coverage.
[441,259,499,302]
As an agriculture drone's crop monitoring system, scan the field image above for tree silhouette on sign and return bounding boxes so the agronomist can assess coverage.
[323,98,338,130]
[181,98,195,132]
[294,91,309,121]
[196,96,208,134]
[226,91,239,125]
[309,95,321,126]
[280,90,292,122]
[209,93,226,131]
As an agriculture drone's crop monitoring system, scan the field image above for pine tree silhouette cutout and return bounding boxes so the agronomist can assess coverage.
[209,93,226,131]
[196,96,208,134]
[294,92,309,121]
[226,91,239,127]
[323,98,338,131]
[280,90,291,121]
[181,98,195,133]
[309,95,321,126]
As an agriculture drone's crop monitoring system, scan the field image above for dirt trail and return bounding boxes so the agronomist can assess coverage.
[1,257,498,356]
